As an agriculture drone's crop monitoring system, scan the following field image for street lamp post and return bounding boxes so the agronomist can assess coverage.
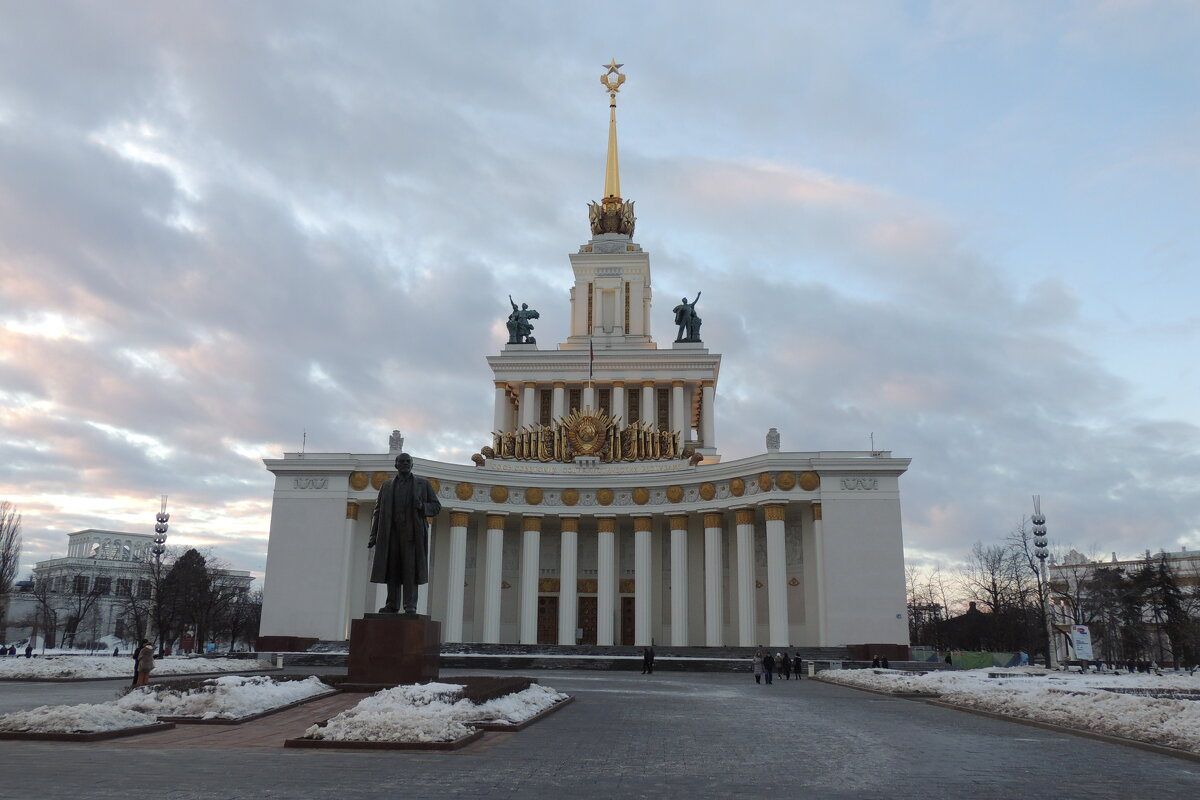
[1032,495,1056,669]
[152,495,169,565]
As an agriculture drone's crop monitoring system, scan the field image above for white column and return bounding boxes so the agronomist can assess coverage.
[634,516,653,646]
[596,516,616,645]
[813,503,827,646]
[482,513,505,643]
[735,508,756,646]
[443,511,468,642]
[764,503,789,647]
[703,512,724,646]
[701,381,716,449]
[493,382,509,433]
[339,501,358,639]
[642,382,655,427]
[558,517,579,645]
[519,515,542,644]
[416,516,432,615]
[551,382,565,421]
[612,381,626,424]
[520,382,537,428]
[669,515,689,646]
[671,381,685,436]
[583,385,595,412]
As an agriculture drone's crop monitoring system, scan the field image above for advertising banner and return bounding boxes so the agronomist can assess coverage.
[1070,625,1094,660]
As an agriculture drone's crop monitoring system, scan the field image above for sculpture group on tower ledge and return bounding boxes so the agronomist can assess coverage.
[480,408,693,464]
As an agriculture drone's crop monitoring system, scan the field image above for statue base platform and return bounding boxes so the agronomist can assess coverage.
[345,615,441,691]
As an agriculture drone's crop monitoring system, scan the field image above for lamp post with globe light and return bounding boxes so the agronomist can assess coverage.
[152,495,169,565]
[1032,495,1056,669]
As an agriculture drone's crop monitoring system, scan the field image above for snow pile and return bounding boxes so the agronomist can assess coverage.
[820,667,1200,753]
[306,681,569,742]
[117,675,329,720]
[0,655,271,680]
[0,703,156,733]
[464,683,569,724]
[0,676,329,733]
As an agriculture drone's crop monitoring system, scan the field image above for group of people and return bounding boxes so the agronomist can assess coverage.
[751,650,804,684]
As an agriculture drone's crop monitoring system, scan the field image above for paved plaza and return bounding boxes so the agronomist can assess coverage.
[1,668,1198,798]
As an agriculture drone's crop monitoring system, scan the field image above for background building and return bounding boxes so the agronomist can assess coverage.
[3,528,254,650]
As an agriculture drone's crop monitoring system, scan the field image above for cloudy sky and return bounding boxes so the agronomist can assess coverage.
[2,1,1198,585]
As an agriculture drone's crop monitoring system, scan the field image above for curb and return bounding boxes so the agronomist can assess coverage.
[0,721,175,742]
[284,728,484,751]
[0,666,282,684]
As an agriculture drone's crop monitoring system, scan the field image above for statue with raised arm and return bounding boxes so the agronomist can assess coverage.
[672,292,702,343]
[506,295,540,345]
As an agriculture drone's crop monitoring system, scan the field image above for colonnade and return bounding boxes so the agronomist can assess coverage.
[418,502,822,648]
[493,379,716,449]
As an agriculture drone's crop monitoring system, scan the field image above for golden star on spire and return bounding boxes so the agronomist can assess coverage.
[603,59,623,73]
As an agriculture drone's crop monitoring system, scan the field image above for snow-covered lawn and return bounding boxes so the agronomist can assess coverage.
[0,655,271,680]
[0,676,330,733]
[306,682,569,743]
[820,667,1200,753]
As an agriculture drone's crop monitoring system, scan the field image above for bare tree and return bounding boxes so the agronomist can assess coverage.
[0,501,21,637]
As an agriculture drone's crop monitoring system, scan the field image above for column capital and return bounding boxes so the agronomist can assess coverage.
[612,380,625,387]
[703,512,723,528]
[523,381,537,389]
[811,502,822,521]
[701,380,715,388]
[494,381,507,389]
[642,380,655,388]
[763,503,787,522]
[522,515,543,532]
[560,517,579,533]
[735,508,755,526]
[668,515,689,532]
[633,516,653,532]
[449,511,470,527]
[485,513,507,529]
[596,516,617,533]
[345,501,360,520]
[553,381,566,389]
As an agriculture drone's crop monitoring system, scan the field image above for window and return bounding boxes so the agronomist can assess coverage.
[599,388,611,416]
[137,580,151,600]
[627,390,640,423]
[539,389,552,426]
[569,388,581,415]
[72,575,89,595]
[657,388,670,430]
[94,577,111,595]
[116,578,132,596]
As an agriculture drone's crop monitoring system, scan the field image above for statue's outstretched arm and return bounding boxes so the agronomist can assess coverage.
[693,291,701,305]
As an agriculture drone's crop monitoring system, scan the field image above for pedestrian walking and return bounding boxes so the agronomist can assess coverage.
[752,650,764,684]
[642,645,655,674]
[781,652,791,680]
[134,640,155,687]
[794,650,804,679]
[763,652,775,684]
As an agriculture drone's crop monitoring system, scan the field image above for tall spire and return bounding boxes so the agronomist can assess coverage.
[588,60,636,238]
[602,59,624,203]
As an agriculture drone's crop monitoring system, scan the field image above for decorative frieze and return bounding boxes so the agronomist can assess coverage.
[799,471,820,491]
[349,471,369,491]
[840,477,879,490]
[293,477,329,490]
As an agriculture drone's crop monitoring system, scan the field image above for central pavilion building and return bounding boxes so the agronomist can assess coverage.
[259,64,910,652]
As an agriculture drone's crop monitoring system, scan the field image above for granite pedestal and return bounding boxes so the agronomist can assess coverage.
[344,613,441,691]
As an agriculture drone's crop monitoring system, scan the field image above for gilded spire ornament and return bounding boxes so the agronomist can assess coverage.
[588,60,636,238]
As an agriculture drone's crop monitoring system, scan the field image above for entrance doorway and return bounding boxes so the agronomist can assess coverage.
[537,596,559,645]
[578,596,597,645]
[620,597,635,645]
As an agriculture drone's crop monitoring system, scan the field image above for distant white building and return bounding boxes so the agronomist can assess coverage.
[2,529,253,649]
